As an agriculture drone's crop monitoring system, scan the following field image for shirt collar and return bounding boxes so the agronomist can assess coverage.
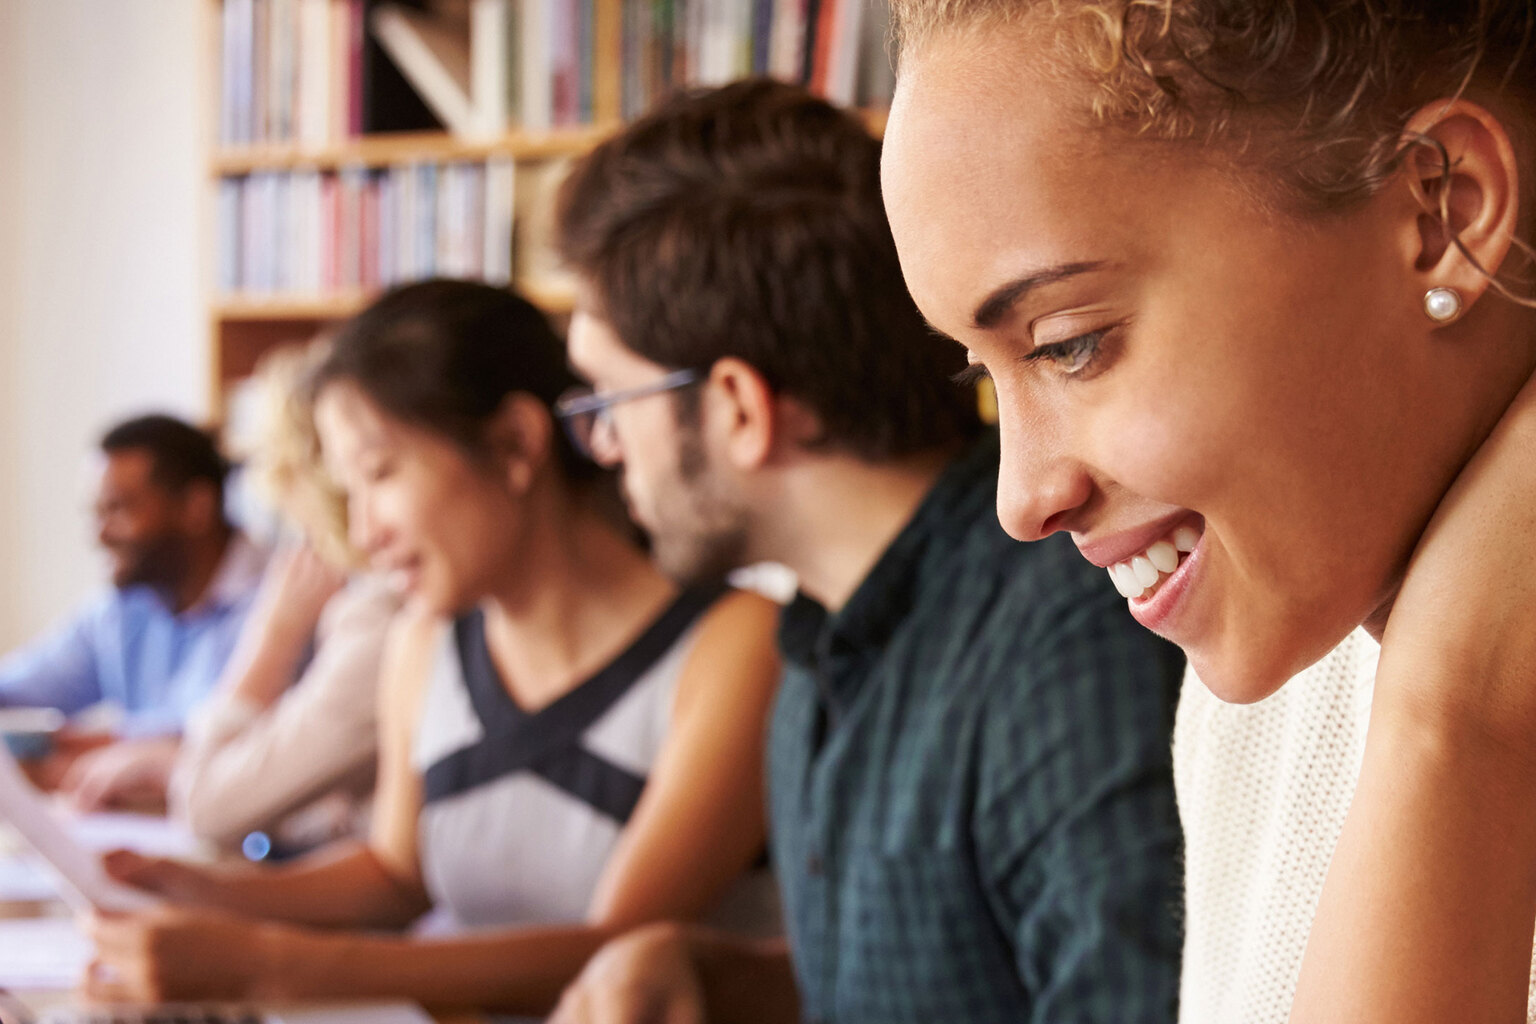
[185,531,268,616]
[778,429,1002,673]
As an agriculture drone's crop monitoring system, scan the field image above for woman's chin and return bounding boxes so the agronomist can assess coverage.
[1184,607,1370,704]
[1187,646,1311,706]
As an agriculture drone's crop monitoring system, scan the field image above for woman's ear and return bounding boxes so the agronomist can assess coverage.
[486,392,554,495]
[1400,99,1521,315]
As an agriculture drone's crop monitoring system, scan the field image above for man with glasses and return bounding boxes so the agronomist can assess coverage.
[548,79,1187,1024]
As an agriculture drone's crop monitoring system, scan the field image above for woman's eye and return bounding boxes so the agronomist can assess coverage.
[362,460,396,483]
[1028,329,1108,376]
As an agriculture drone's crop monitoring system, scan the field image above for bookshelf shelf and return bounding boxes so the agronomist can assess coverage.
[211,125,621,175]
[213,294,373,321]
[212,279,575,323]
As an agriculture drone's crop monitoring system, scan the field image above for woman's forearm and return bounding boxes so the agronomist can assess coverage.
[258,921,799,1018]
[202,842,429,929]
[1290,700,1536,1023]
[259,924,618,1013]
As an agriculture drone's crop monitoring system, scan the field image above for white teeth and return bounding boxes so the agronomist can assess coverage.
[1146,540,1179,573]
[1109,562,1141,598]
[1130,555,1159,589]
[1105,523,1202,601]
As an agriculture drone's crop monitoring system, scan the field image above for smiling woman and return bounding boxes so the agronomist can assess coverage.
[84,280,784,1015]
[880,1,1536,1023]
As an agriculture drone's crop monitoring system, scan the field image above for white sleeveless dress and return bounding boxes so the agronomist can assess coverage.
[412,586,780,934]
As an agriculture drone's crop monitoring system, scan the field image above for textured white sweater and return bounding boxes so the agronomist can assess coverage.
[1175,628,1536,1023]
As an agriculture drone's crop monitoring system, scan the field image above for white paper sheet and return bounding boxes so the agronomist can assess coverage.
[67,811,203,860]
[0,850,61,902]
[0,745,159,913]
[0,915,92,990]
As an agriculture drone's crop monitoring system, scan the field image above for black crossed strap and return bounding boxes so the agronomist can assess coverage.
[422,585,727,824]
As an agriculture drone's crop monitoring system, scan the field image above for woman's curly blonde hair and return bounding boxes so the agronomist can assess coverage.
[896,2,1533,203]
[245,338,358,569]
[892,0,1535,301]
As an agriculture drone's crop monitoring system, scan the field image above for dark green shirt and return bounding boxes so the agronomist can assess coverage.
[769,431,1185,1024]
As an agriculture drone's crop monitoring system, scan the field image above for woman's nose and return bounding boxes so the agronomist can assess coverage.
[994,407,1093,543]
[347,493,384,556]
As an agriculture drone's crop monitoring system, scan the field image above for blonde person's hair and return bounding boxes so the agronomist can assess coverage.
[892,0,1536,301]
[249,338,358,569]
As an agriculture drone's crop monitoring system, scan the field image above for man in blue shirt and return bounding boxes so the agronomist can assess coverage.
[0,414,265,806]
[551,81,1185,1024]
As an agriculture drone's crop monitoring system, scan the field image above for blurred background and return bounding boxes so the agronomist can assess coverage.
[0,0,896,649]
[0,4,206,650]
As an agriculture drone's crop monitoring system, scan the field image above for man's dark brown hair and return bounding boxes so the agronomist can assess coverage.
[101,413,231,511]
[556,78,981,461]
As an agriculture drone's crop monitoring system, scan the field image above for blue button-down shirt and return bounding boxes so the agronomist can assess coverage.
[769,432,1186,1024]
[0,535,267,736]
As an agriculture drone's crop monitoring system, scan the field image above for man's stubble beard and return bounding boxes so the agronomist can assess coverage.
[648,420,754,588]
[110,529,193,595]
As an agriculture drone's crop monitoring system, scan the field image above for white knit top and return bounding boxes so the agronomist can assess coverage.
[1175,628,1536,1023]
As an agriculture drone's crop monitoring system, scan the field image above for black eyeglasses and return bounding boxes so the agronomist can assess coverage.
[555,369,703,462]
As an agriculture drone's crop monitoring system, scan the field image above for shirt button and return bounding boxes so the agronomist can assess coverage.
[806,852,824,876]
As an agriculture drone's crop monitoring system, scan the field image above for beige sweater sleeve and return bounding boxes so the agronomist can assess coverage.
[169,577,400,846]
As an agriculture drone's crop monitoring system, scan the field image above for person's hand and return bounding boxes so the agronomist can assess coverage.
[549,923,706,1024]
[59,737,179,812]
[83,906,279,1003]
[21,729,113,791]
[101,849,224,906]
[258,545,345,649]
[1377,368,1536,751]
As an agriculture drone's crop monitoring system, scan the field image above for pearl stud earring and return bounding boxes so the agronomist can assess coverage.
[1424,286,1463,323]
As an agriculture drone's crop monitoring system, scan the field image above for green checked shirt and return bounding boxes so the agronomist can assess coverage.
[769,430,1186,1024]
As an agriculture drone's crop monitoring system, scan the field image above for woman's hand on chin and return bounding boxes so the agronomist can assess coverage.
[1377,366,1536,755]
[1290,369,1536,1024]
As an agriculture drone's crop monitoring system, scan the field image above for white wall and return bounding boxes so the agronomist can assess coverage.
[0,0,23,650]
[0,0,205,649]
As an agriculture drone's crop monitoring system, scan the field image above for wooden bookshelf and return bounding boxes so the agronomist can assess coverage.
[211,125,620,175]
[213,293,374,321]
[212,278,575,322]
[205,0,894,418]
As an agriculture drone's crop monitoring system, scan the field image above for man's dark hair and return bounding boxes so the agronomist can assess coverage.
[557,78,982,461]
[100,414,230,503]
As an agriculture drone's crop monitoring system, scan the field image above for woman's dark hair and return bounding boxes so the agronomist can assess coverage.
[312,279,598,482]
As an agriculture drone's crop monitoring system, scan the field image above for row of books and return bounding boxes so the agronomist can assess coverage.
[550,0,897,126]
[219,0,894,146]
[219,0,441,148]
[215,158,515,297]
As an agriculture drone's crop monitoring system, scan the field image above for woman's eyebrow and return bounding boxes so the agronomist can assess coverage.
[971,260,1108,329]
